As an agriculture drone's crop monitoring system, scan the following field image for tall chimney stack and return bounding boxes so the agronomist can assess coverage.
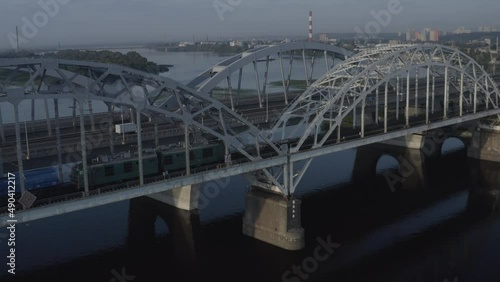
[16,26,20,52]
[308,11,313,42]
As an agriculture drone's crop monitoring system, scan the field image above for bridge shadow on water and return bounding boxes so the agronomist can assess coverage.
[298,147,500,282]
[3,145,500,282]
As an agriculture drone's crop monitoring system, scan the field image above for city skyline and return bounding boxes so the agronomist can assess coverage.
[1,0,500,50]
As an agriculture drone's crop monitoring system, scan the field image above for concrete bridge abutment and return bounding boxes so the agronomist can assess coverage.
[147,184,200,211]
[242,188,305,250]
[468,128,500,163]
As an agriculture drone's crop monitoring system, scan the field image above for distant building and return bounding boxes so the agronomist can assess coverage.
[200,41,217,45]
[420,29,428,41]
[415,31,422,41]
[318,33,329,43]
[429,30,440,42]
[229,40,244,47]
[406,28,439,42]
[178,41,194,47]
[388,40,401,45]
[454,27,472,34]
[406,29,416,41]
[479,26,497,33]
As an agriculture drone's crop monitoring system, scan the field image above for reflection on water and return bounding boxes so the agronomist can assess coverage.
[2,144,500,282]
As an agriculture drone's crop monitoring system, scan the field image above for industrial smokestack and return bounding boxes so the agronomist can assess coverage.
[16,26,19,52]
[308,11,313,42]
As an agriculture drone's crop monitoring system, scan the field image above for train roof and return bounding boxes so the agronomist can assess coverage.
[157,142,223,154]
[72,142,224,169]
[1,167,57,178]
[72,151,157,169]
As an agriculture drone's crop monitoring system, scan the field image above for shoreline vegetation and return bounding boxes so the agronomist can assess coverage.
[151,43,249,54]
[0,50,169,75]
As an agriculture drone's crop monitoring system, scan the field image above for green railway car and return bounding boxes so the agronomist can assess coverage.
[157,143,225,174]
[70,143,226,190]
[71,154,159,189]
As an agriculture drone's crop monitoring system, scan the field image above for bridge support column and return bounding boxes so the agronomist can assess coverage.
[380,134,427,149]
[468,129,500,162]
[0,109,5,144]
[147,184,200,211]
[128,197,201,270]
[467,159,500,214]
[54,99,63,181]
[242,188,304,250]
[352,143,431,191]
[0,148,3,176]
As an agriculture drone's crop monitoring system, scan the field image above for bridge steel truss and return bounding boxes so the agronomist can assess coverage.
[0,42,354,198]
[0,59,282,196]
[252,44,500,195]
[187,42,353,110]
[2,44,500,226]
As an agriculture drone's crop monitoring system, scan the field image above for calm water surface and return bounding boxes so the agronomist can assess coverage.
[1,139,500,282]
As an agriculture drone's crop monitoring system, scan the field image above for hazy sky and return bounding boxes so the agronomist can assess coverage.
[1,0,500,50]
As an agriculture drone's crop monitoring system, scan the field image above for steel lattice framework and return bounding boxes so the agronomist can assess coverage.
[273,44,500,150]
[2,44,500,226]
[0,59,281,194]
[249,44,500,194]
[0,43,354,195]
[1,44,499,197]
[187,42,353,109]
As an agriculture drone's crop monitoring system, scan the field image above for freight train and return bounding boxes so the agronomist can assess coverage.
[70,143,226,189]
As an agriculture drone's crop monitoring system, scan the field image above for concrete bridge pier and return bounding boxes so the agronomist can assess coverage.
[467,159,500,214]
[380,133,444,151]
[127,197,201,264]
[352,143,431,191]
[147,184,200,211]
[468,128,500,162]
[242,188,305,250]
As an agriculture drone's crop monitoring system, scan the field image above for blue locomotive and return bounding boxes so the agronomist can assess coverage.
[0,167,61,196]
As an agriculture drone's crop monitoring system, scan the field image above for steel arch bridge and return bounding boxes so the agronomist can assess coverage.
[1,43,500,226]
[187,42,353,109]
[0,42,354,195]
[0,58,283,194]
[249,44,500,194]
[273,44,500,149]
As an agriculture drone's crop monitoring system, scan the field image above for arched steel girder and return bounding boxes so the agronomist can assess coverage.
[0,58,280,160]
[186,42,354,102]
[245,44,500,195]
[270,44,500,153]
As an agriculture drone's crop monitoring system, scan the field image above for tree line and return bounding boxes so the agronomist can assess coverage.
[0,49,169,74]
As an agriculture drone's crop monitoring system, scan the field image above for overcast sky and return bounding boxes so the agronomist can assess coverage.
[1,0,499,50]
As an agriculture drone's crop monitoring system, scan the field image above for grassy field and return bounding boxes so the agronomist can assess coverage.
[0,69,30,86]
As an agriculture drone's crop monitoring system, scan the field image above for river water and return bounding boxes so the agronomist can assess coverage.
[1,51,500,282]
